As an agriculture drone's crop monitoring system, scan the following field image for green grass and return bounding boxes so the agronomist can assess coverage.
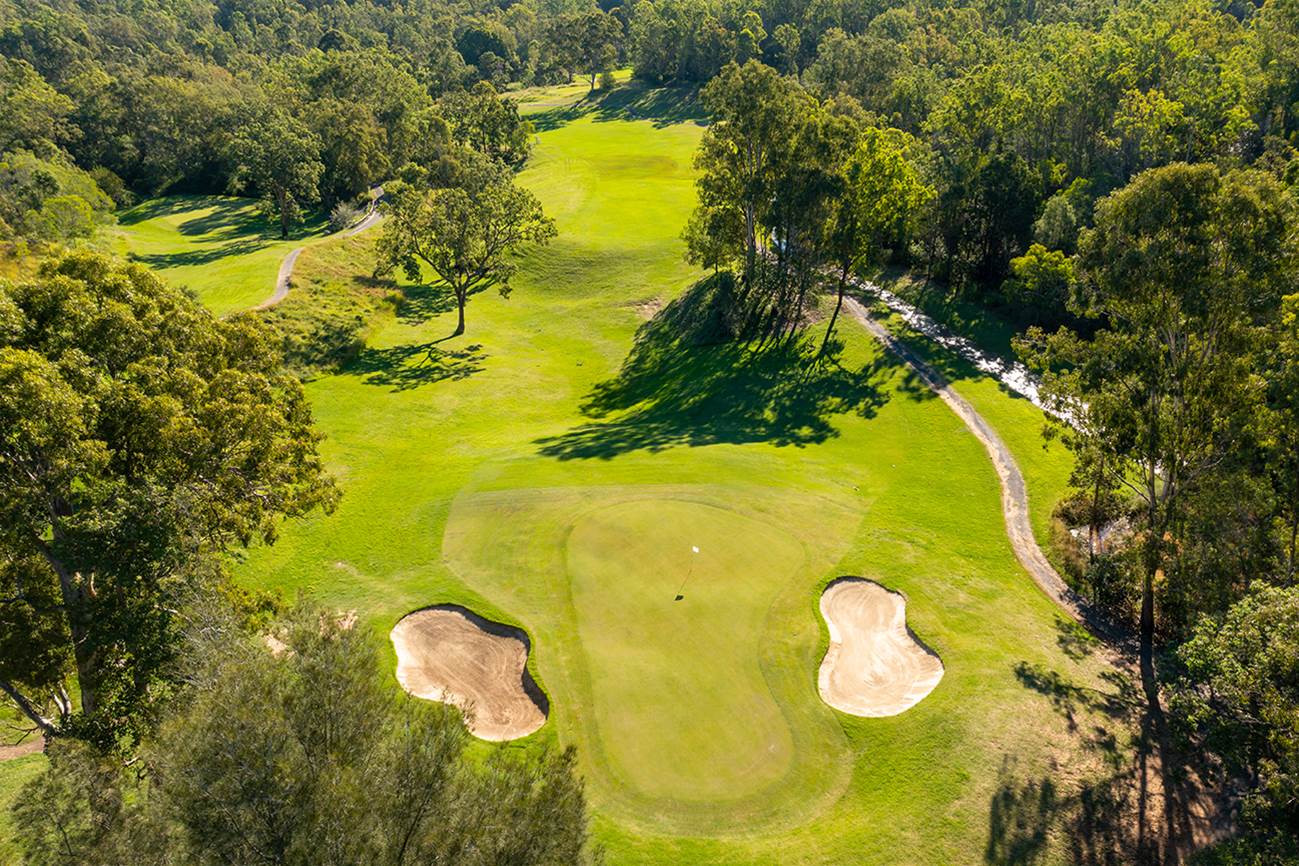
[113,195,327,316]
[0,753,45,861]
[2,82,1126,864]
[218,86,1125,863]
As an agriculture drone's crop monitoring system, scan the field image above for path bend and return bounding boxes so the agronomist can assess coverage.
[841,295,1123,645]
[254,199,384,312]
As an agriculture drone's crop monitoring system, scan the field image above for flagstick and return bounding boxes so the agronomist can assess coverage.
[675,546,699,600]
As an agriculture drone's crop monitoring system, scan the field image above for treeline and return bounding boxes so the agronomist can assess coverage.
[634,0,1299,319]
[0,0,626,244]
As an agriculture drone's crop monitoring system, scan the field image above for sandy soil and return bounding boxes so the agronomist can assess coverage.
[817,579,944,716]
[391,606,547,741]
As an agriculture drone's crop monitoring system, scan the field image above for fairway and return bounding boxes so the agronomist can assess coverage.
[113,195,327,315]
[180,87,1120,863]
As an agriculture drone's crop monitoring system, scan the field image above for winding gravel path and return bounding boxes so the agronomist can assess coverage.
[841,295,1118,641]
[253,200,384,312]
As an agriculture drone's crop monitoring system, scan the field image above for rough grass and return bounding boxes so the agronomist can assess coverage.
[113,194,327,315]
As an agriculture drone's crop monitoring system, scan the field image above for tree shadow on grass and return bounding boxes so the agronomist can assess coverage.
[527,82,705,133]
[394,282,458,325]
[130,237,270,270]
[987,663,1152,866]
[987,656,1227,865]
[346,342,486,391]
[535,275,898,460]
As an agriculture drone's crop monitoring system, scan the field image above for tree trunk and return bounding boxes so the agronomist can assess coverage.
[1090,451,1105,559]
[0,679,57,736]
[819,269,847,356]
[453,289,466,337]
[36,537,98,721]
[277,188,290,240]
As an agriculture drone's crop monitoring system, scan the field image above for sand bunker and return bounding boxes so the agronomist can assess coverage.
[391,605,547,741]
[817,579,943,717]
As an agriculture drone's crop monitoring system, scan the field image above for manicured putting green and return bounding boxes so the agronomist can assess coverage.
[567,499,804,802]
[113,195,326,316]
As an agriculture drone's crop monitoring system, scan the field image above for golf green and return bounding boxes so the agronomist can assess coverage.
[103,85,1120,864]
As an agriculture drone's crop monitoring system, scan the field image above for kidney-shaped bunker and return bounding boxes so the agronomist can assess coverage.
[391,605,548,741]
[817,579,944,717]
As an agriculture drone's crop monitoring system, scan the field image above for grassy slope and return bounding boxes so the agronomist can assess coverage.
[0,754,45,861]
[225,84,1121,864]
[113,195,327,316]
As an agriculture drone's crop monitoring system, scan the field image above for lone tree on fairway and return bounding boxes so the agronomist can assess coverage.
[376,154,556,337]
[572,10,621,92]
[0,253,337,747]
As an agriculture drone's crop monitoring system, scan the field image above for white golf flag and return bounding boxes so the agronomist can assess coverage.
[692,546,700,553]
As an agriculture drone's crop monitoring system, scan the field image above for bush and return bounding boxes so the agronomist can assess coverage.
[600,69,617,90]
[14,602,592,866]
[329,199,363,232]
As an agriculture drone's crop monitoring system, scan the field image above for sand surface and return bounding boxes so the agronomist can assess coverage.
[817,579,944,717]
[391,606,547,741]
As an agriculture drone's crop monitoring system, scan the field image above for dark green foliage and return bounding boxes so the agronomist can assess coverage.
[0,252,337,747]
[1173,586,1299,860]
[13,603,591,866]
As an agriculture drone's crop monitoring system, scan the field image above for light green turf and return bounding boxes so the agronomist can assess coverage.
[0,753,45,861]
[219,84,1122,864]
[113,195,327,316]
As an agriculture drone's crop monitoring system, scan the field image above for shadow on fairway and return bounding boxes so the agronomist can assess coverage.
[394,282,458,324]
[987,656,1226,865]
[536,275,898,460]
[528,82,705,133]
[348,342,486,391]
[131,237,270,270]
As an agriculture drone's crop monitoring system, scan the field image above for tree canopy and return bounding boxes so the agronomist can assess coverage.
[0,252,337,747]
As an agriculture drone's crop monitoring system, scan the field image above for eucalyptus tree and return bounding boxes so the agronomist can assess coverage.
[225,104,324,239]
[376,153,557,338]
[1020,163,1299,653]
[690,60,815,290]
[0,253,338,747]
[821,125,931,351]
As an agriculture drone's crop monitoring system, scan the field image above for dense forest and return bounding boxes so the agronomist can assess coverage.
[3,0,1299,863]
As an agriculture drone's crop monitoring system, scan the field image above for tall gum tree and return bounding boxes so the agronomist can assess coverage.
[0,253,338,747]
[375,154,556,338]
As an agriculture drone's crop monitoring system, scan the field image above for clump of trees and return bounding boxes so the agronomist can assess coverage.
[0,3,556,247]
[14,602,590,866]
[0,252,339,748]
[686,60,930,346]
[1014,162,1299,861]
